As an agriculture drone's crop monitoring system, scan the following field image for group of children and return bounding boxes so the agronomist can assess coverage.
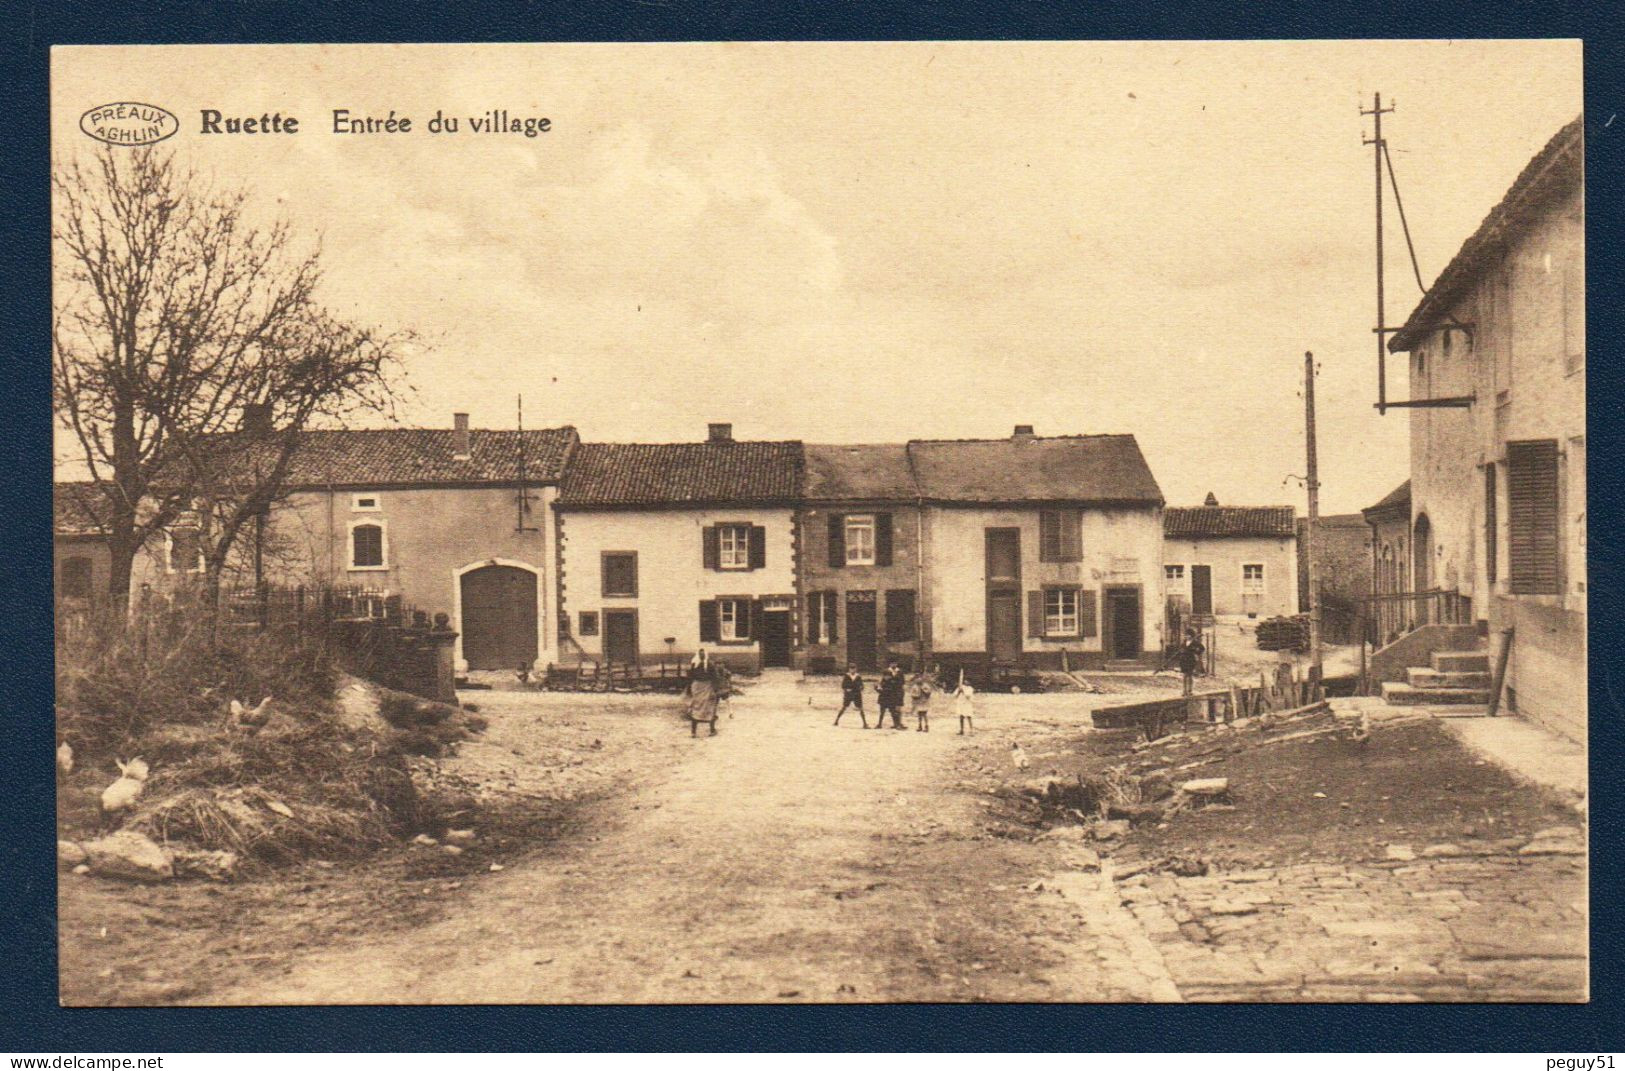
[833,662,976,734]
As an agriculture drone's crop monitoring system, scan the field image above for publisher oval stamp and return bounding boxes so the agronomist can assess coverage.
[79,102,179,146]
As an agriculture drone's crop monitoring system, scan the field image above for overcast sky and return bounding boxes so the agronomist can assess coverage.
[53,41,1580,514]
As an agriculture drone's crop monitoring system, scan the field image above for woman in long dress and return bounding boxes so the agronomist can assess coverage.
[685,650,720,737]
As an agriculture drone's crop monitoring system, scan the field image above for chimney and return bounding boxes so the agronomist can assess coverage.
[1012,424,1035,440]
[707,423,733,444]
[1204,491,1219,507]
[453,412,471,460]
[241,402,273,436]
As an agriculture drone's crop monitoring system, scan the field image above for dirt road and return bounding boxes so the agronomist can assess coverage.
[213,673,1156,1004]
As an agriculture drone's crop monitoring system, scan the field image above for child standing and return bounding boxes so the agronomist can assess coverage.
[876,661,907,730]
[951,671,977,735]
[834,665,868,728]
[909,669,935,732]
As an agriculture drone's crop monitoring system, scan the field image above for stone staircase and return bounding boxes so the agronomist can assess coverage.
[1380,648,1492,706]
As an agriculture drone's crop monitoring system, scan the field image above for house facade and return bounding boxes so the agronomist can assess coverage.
[1162,495,1299,621]
[1361,480,1414,644]
[911,429,1165,669]
[555,425,803,673]
[798,444,924,673]
[52,482,113,606]
[1385,115,1584,741]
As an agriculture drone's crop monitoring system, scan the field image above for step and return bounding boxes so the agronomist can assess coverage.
[1381,682,1491,706]
[1407,667,1493,690]
[1103,660,1146,672]
[1431,650,1491,674]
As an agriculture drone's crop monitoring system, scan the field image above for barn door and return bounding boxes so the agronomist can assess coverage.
[460,564,539,670]
[1191,565,1213,616]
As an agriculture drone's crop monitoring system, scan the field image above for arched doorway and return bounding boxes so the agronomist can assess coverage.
[1412,514,1432,624]
[458,562,539,670]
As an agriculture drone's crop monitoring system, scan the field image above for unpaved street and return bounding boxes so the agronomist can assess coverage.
[214,674,1161,1004]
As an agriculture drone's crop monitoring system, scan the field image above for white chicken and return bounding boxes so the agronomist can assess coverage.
[100,757,150,823]
[1010,742,1030,771]
[228,696,273,732]
[56,741,74,781]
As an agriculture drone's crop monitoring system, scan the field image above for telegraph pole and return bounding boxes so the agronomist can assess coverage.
[1362,92,1395,414]
[1304,350,1323,684]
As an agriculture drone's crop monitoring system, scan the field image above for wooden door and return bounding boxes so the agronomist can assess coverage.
[1106,587,1142,660]
[759,610,791,667]
[845,592,878,671]
[987,590,1022,660]
[603,609,638,666]
[459,564,538,670]
[1191,565,1213,616]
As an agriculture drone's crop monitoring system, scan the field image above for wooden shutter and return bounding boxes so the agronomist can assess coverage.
[737,599,754,640]
[748,525,767,570]
[1080,589,1098,637]
[1027,590,1045,638]
[1039,511,1060,563]
[826,591,839,642]
[702,526,720,571]
[1484,464,1498,586]
[699,600,720,642]
[1060,511,1083,562]
[1507,440,1560,594]
[827,514,845,568]
[875,513,894,567]
[806,593,822,643]
[885,589,916,642]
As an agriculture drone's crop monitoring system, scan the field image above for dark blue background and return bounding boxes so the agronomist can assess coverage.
[3,1,1619,1052]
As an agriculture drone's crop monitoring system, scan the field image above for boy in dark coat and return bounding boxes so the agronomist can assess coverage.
[1177,628,1206,696]
[834,665,868,727]
[875,661,907,730]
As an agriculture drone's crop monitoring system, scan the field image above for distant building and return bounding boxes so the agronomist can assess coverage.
[1384,115,1584,741]
[52,482,112,605]
[555,425,803,674]
[1360,480,1413,643]
[1163,494,1298,621]
[911,428,1165,669]
[1297,512,1373,641]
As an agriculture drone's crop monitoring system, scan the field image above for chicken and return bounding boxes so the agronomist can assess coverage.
[1010,742,1030,771]
[100,758,150,822]
[56,741,74,781]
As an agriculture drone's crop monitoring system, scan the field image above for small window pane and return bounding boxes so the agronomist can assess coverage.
[845,515,876,564]
[1044,588,1078,635]
[1242,564,1265,593]
[719,526,750,569]
[719,598,741,640]
[352,524,384,568]
[603,553,637,597]
[579,611,599,637]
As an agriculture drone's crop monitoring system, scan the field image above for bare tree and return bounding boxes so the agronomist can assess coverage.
[53,147,407,608]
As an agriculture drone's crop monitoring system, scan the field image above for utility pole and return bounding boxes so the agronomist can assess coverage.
[1304,350,1323,684]
[1362,92,1395,414]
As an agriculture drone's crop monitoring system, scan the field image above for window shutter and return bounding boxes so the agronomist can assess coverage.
[1080,589,1098,637]
[1507,440,1560,594]
[806,593,821,643]
[828,514,845,568]
[1484,464,1498,586]
[1039,512,1059,563]
[1027,590,1044,638]
[1062,511,1083,561]
[699,600,719,642]
[885,588,916,642]
[875,513,894,567]
[748,525,767,570]
[826,591,839,643]
[738,600,754,640]
[702,526,720,571]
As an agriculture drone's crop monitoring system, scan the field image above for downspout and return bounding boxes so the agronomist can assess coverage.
[907,442,929,668]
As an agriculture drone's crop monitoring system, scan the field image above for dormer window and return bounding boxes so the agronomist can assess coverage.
[352,493,382,512]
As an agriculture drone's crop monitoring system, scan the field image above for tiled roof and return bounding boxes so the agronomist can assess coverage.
[1362,479,1412,519]
[54,481,108,536]
[803,444,916,502]
[1390,116,1583,351]
[1165,505,1296,539]
[275,427,578,488]
[906,435,1162,505]
[558,441,804,508]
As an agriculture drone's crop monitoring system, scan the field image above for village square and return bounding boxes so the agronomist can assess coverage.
[50,43,1585,1005]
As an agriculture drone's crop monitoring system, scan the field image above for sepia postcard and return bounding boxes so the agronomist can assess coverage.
[50,40,1586,1006]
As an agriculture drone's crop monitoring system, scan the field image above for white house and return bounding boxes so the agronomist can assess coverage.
[1163,494,1299,620]
[555,424,804,672]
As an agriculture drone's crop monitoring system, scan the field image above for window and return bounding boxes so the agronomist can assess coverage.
[1507,440,1561,594]
[885,589,917,642]
[602,552,638,598]
[351,493,381,512]
[578,611,600,637]
[167,527,205,574]
[807,590,838,644]
[718,597,752,642]
[1241,563,1265,594]
[1043,587,1079,636]
[844,515,876,565]
[350,522,386,569]
[711,524,757,570]
[60,556,94,598]
[1039,510,1083,562]
[1164,564,1187,594]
